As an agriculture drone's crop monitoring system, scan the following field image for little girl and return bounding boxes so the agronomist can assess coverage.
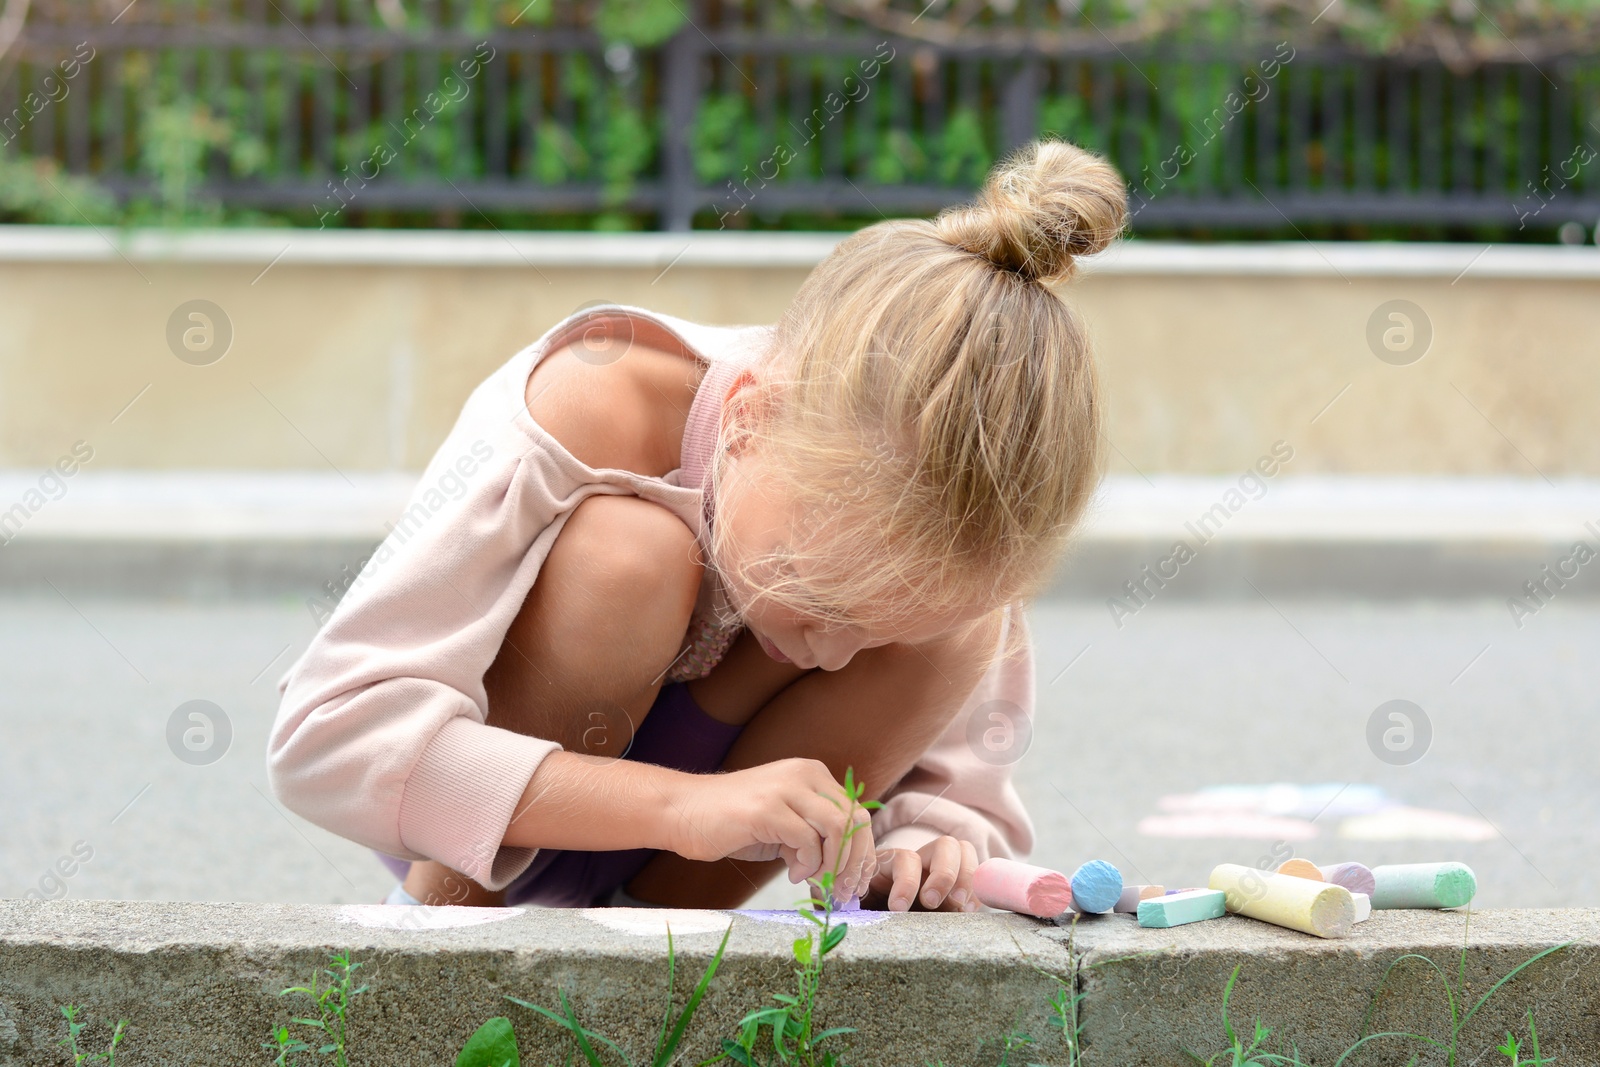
[267,137,1127,913]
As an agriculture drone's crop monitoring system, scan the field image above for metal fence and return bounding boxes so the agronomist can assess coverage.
[2,0,1598,235]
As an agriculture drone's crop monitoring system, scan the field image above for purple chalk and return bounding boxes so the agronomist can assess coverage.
[1318,862,1376,897]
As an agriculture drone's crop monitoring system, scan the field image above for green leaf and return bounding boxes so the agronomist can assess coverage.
[792,937,812,966]
[506,992,629,1067]
[720,1038,759,1067]
[654,921,733,1067]
[821,924,848,955]
[457,1016,520,1067]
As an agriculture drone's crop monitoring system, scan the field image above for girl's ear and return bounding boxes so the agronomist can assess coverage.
[720,368,777,457]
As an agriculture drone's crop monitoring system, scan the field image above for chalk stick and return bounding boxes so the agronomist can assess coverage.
[1138,888,1226,928]
[1369,862,1476,909]
[1069,860,1124,914]
[1352,892,1371,923]
[1113,885,1166,914]
[1317,862,1377,897]
[973,858,1074,918]
[1209,863,1355,939]
[1276,858,1323,881]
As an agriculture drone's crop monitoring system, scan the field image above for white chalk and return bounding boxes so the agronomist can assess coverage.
[1113,885,1165,914]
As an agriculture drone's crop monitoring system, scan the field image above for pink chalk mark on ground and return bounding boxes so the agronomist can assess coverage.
[1142,785,1493,842]
[1137,812,1321,840]
[1336,806,1496,842]
[336,904,526,930]
[580,908,732,936]
[1157,783,1388,820]
[731,909,900,926]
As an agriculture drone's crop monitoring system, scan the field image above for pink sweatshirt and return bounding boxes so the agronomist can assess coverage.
[268,302,1038,892]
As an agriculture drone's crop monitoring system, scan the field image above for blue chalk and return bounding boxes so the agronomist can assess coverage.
[1070,860,1123,914]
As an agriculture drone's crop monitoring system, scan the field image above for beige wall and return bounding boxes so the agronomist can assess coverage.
[1086,272,1600,477]
[2,230,1596,475]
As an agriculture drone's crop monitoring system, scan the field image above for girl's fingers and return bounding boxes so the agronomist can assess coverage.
[766,806,823,881]
[834,823,867,903]
[951,839,980,912]
[886,848,922,911]
[840,809,873,901]
[866,847,898,900]
[794,787,854,889]
[918,836,962,910]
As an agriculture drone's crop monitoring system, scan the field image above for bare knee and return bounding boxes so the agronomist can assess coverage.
[487,494,704,749]
[561,494,702,626]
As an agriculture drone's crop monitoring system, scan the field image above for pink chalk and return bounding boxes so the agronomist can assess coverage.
[973,858,1074,918]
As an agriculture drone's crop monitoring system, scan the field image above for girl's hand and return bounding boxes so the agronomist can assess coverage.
[864,836,980,912]
[401,858,506,908]
[667,757,874,903]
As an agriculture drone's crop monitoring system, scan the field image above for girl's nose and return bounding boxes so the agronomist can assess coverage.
[809,630,867,672]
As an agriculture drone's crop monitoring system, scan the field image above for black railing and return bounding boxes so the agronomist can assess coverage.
[1,0,1597,237]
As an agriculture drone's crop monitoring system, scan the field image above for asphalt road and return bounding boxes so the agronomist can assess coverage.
[0,595,1591,909]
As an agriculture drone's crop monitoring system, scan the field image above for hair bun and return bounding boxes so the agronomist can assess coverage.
[934,138,1127,285]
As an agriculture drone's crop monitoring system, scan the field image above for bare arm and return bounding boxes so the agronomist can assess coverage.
[405,755,691,907]
[502,752,687,851]
[624,609,1006,908]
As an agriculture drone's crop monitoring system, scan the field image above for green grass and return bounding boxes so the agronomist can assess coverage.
[1177,915,1576,1067]
[262,951,369,1067]
[500,919,735,1067]
[56,1005,125,1066]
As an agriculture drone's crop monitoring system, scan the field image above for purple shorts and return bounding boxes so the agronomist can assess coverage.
[373,681,743,908]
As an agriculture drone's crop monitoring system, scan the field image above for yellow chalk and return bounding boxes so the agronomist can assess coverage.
[1276,858,1324,881]
[1209,863,1355,939]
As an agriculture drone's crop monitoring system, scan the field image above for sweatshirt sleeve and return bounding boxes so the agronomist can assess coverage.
[868,602,1038,863]
[266,388,588,891]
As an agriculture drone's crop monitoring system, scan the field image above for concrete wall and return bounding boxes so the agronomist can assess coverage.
[2,227,1598,475]
[0,901,1594,1067]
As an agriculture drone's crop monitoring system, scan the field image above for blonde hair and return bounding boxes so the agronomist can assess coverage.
[706,137,1127,656]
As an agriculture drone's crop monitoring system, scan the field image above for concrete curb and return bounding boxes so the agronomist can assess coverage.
[1056,908,1599,1065]
[0,901,1071,1067]
[0,902,1593,1067]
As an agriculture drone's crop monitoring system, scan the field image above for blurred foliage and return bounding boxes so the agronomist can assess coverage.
[0,150,118,225]
[0,0,1595,237]
[830,0,1600,69]
[15,0,1596,57]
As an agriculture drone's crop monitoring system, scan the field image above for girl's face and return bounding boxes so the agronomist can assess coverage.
[713,447,991,672]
